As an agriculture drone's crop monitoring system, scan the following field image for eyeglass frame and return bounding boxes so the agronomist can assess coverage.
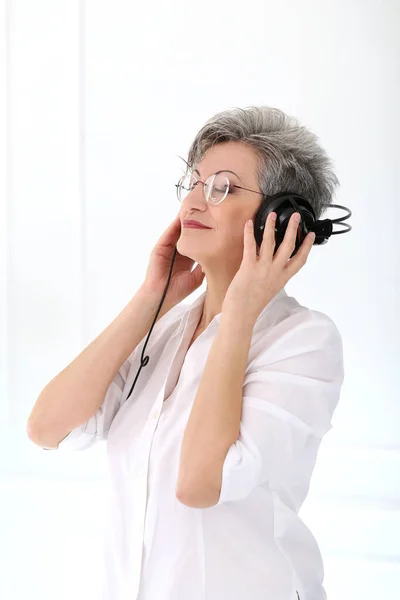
[175,171,264,205]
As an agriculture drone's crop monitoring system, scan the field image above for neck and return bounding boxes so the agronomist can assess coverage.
[198,277,234,330]
[198,252,245,328]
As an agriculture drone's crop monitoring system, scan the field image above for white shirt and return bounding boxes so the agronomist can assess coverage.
[57,288,344,600]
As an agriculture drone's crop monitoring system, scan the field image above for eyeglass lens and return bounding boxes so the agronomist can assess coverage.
[177,172,230,205]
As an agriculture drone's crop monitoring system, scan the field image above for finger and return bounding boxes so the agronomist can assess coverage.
[273,212,301,264]
[285,232,315,278]
[159,214,182,244]
[191,263,206,287]
[171,213,182,230]
[259,212,277,259]
[243,219,257,261]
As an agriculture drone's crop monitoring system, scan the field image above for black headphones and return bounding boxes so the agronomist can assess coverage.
[253,191,352,256]
[125,193,352,400]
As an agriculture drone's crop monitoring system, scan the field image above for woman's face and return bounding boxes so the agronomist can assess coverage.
[177,141,263,272]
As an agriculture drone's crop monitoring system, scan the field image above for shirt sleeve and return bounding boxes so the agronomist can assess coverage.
[54,354,133,451]
[53,302,188,452]
[215,310,345,508]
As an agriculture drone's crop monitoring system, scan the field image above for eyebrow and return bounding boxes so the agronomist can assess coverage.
[194,168,242,182]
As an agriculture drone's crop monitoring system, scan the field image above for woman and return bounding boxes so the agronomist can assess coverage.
[28,106,344,600]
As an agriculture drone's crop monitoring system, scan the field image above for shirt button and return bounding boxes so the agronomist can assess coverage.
[151,409,159,420]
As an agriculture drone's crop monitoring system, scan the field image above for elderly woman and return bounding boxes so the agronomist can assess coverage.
[27,106,344,600]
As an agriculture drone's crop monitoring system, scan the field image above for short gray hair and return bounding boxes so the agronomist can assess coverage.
[185,105,339,220]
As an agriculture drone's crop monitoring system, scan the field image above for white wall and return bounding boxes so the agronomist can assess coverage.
[1,1,399,599]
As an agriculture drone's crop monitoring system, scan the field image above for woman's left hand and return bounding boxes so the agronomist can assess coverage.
[221,212,316,325]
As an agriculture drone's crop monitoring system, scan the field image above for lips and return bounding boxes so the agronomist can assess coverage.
[183,220,211,229]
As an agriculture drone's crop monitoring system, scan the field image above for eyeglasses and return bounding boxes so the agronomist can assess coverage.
[175,171,264,205]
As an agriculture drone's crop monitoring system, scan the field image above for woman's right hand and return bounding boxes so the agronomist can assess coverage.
[141,213,205,307]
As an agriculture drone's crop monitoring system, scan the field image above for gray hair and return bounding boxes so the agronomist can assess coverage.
[185,105,339,220]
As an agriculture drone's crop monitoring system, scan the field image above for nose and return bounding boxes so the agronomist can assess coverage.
[189,180,207,203]
[183,182,208,210]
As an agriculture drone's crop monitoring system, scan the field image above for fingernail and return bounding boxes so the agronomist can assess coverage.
[294,213,301,223]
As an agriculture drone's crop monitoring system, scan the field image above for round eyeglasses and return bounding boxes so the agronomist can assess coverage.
[175,171,264,205]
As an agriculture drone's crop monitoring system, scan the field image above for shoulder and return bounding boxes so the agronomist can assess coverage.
[268,289,342,337]
[252,290,343,367]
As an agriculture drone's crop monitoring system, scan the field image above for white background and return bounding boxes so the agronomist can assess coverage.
[1,1,399,599]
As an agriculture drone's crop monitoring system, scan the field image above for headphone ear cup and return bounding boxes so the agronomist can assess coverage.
[254,196,295,251]
[253,197,283,249]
